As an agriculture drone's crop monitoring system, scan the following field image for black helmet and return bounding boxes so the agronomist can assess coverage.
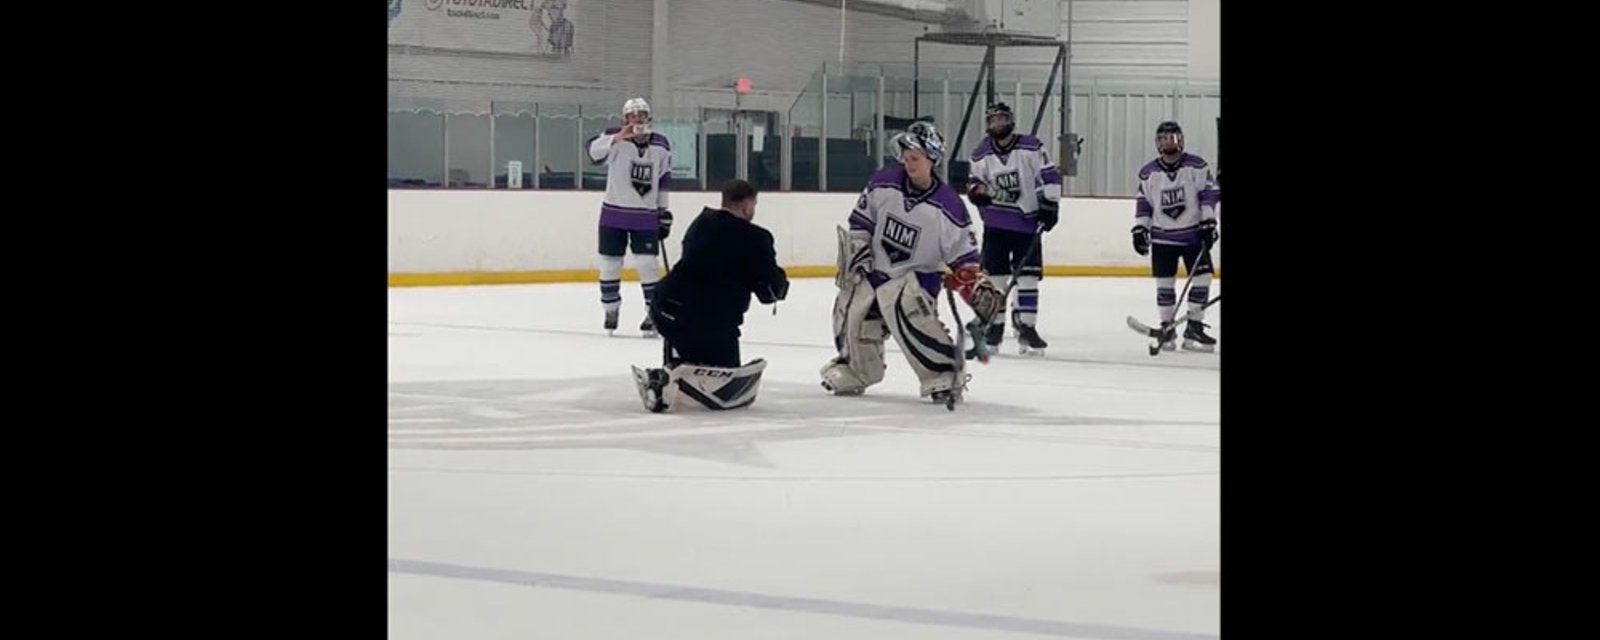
[985,102,1015,139]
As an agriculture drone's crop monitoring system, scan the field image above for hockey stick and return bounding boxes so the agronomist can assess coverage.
[1125,244,1216,355]
[943,289,969,411]
[659,243,673,367]
[963,221,1046,361]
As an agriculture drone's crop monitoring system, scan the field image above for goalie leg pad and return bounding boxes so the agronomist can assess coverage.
[834,225,872,290]
[821,275,886,394]
[669,359,768,410]
[876,273,960,397]
[637,359,769,412]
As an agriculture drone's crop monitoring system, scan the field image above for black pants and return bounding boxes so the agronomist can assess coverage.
[981,227,1042,277]
[598,227,660,257]
[651,300,741,368]
[1151,243,1214,278]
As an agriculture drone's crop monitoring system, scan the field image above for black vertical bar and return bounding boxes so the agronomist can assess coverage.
[913,38,921,118]
[984,45,995,110]
[950,55,990,166]
[1032,45,1063,136]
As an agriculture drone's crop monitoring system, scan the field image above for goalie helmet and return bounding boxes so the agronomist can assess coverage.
[985,102,1014,139]
[1156,121,1184,155]
[894,121,945,166]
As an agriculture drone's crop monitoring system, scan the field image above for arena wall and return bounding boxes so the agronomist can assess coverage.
[387,189,1221,286]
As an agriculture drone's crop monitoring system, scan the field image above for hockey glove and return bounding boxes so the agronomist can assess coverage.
[1132,225,1151,256]
[757,276,790,304]
[1028,199,1060,232]
[967,182,993,207]
[1198,218,1218,248]
[658,209,674,240]
[943,264,1006,324]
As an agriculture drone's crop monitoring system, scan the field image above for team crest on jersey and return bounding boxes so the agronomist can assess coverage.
[880,214,920,264]
[630,162,654,197]
[993,170,1022,204]
[1160,185,1187,219]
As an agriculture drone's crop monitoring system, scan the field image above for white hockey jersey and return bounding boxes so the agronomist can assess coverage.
[849,167,981,295]
[1135,153,1220,246]
[966,134,1063,234]
[587,127,672,231]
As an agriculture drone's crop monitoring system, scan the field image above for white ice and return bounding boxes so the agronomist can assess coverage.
[388,277,1220,640]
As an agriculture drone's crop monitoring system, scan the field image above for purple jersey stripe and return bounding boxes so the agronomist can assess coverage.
[949,250,980,269]
[917,272,943,297]
[849,212,874,231]
[979,207,1038,234]
[1198,190,1220,206]
[599,203,660,231]
[1136,200,1154,215]
[1152,228,1199,242]
[1040,167,1063,185]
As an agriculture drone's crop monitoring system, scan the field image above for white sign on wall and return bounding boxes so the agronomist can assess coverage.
[388,0,579,59]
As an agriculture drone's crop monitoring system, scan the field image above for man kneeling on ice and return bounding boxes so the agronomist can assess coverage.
[632,180,789,412]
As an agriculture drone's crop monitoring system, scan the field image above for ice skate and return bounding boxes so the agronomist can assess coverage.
[1015,323,1048,356]
[604,309,620,336]
[1181,319,1216,353]
[640,314,657,339]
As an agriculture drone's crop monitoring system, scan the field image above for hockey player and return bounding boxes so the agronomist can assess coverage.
[632,180,788,413]
[588,97,673,337]
[1133,121,1220,352]
[966,102,1063,356]
[820,122,1006,404]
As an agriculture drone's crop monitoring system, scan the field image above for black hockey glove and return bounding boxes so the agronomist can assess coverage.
[758,277,790,304]
[1027,199,1059,232]
[1198,218,1218,248]
[1131,226,1151,256]
[657,209,673,239]
[967,182,993,207]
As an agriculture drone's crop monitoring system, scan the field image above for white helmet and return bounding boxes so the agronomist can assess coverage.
[623,97,651,122]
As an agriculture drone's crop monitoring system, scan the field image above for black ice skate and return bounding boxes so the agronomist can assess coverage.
[604,309,620,336]
[640,314,657,339]
[1016,323,1049,356]
[1182,320,1216,353]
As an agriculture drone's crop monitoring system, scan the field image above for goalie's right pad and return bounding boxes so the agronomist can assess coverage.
[821,273,887,395]
[943,264,1005,324]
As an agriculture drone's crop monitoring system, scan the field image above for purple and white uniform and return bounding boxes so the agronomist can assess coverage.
[587,128,672,231]
[1134,153,1219,246]
[966,134,1062,233]
[849,167,981,297]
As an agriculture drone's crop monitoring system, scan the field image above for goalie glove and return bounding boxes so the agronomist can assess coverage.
[943,264,1005,324]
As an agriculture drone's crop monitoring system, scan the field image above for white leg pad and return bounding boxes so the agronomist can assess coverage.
[821,274,886,395]
[875,273,960,397]
[636,359,768,412]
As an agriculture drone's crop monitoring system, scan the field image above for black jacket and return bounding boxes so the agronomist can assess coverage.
[653,207,788,329]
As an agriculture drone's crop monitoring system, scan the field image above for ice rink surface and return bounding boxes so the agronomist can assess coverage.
[389,277,1220,639]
